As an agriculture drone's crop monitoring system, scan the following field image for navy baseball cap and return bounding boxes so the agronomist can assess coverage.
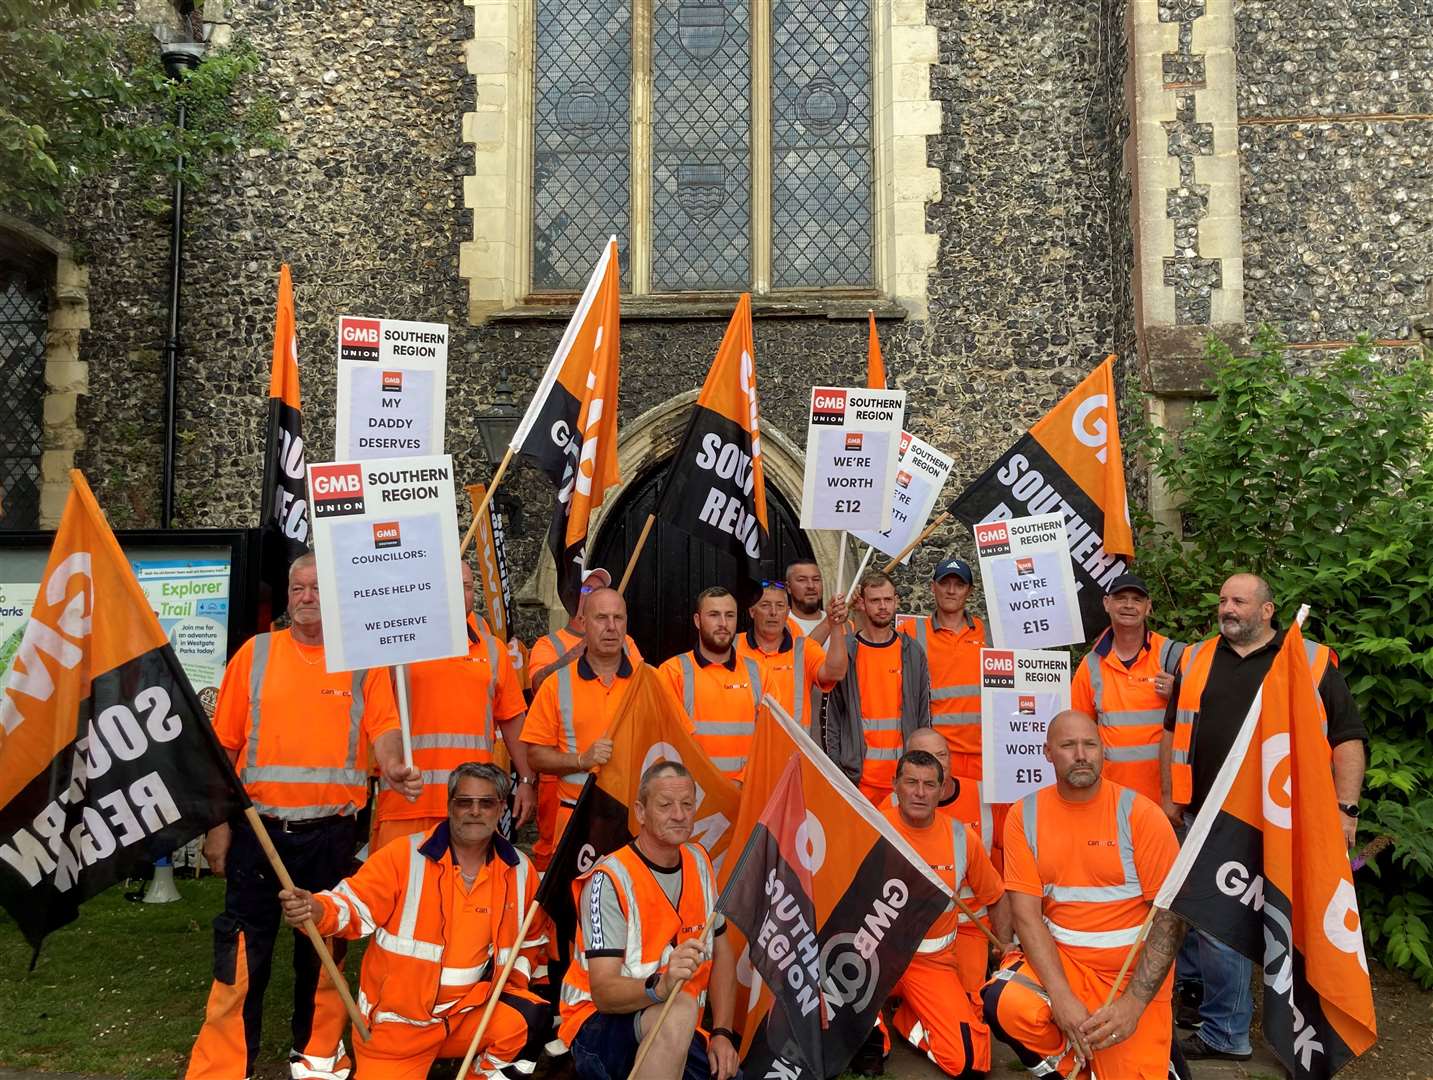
[1105,572,1149,597]
[932,557,974,584]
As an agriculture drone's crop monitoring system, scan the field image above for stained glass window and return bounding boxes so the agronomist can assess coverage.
[770,0,873,287]
[532,0,633,290]
[650,0,752,291]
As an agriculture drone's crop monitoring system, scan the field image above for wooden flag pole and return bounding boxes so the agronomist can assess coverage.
[628,920,717,1077]
[617,513,656,595]
[393,663,414,768]
[880,510,952,574]
[843,545,875,605]
[1100,905,1159,1010]
[242,807,371,1042]
[455,899,543,1078]
[459,447,515,557]
[951,889,1006,952]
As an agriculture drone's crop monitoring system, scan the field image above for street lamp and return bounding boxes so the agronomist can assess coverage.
[474,374,521,465]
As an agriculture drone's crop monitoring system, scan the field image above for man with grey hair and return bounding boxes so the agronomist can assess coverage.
[279,761,549,1078]
[559,760,740,1080]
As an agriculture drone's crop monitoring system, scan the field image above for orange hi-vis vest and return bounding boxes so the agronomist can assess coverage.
[377,621,515,823]
[855,638,905,791]
[1073,629,1184,802]
[558,841,718,1046]
[899,614,985,756]
[310,825,542,1028]
[222,630,397,820]
[661,651,763,779]
[737,630,828,729]
[885,780,998,863]
[1169,634,1332,804]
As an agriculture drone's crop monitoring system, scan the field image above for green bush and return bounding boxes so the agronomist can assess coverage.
[1133,326,1433,987]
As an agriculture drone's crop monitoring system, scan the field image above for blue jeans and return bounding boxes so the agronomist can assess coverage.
[1176,814,1253,1054]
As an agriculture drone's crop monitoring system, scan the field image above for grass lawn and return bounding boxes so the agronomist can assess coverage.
[0,876,368,1079]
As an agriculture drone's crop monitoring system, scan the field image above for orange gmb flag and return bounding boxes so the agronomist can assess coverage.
[259,263,309,626]
[467,482,514,644]
[1159,622,1376,1079]
[0,472,248,949]
[866,311,886,390]
[509,238,621,613]
[948,354,1132,638]
[721,699,950,1077]
[654,293,768,576]
[535,665,740,948]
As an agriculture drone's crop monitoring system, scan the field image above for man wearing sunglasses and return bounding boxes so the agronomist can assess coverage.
[279,762,550,1078]
[738,579,850,730]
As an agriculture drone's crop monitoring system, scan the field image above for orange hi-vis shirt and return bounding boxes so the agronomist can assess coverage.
[528,627,644,682]
[212,628,399,821]
[899,614,985,758]
[855,635,905,794]
[1003,780,1177,987]
[885,777,1008,875]
[658,650,761,780]
[882,805,1004,972]
[736,628,834,730]
[376,616,527,824]
[522,650,639,808]
[1070,629,1184,803]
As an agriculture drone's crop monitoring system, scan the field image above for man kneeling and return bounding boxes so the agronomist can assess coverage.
[982,711,1188,1079]
[558,761,740,1080]
[280,763,548,1079]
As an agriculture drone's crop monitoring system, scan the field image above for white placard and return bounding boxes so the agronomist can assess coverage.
[307,454,466,673]
[974,513,1085,649]
[852,430,954,562]
[800,386,906,531]
[336,315,448,460]
[979,648,1071,803]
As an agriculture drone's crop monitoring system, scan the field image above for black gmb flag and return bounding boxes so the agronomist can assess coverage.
[0,471,249,950]
[720,699,949,1077]
[258,263,309,626]
[948,354,1134,638]
[507,239,621,615]
[653,293,769,578]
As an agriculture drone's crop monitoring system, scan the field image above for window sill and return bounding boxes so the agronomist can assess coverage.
[489,293,909,323]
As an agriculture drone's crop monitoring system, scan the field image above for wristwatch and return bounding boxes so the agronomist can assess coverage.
[517,775,536,785]
[1338,802,1359,818]
[644,972,665,1004]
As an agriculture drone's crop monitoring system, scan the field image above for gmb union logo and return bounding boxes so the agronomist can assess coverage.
[310,463,365,518]
[339,316,381,362]
[372,521,401,549]
[974,520,1011,557]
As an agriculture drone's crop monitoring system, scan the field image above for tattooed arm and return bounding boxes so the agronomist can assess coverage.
[1079,908,1187,1049]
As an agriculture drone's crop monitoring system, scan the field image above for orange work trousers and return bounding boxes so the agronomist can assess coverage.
[355,988,549,1079]
[981,952,1174,1080]
[891,956,990,1077]
[955,926,993,996]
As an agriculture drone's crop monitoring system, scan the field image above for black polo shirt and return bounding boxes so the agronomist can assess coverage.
[1162,628,1365,813]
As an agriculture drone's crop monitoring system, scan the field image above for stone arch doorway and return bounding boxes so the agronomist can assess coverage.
[589,457,815,666]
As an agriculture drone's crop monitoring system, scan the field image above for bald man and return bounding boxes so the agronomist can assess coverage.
[983,711,1186,1080]
[1160,572,1366,1060]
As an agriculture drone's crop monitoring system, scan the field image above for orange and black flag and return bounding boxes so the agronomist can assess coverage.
[0,472,248,950]
[535,665,739,965]
[258,263,309,626]
[948,354,1133,637]
[866,311,886,390]
[654,293,769,578]
[468,482,515,643]
[1156,622,1377,1079]
[510,238,621,614]
[720,699,950,1078]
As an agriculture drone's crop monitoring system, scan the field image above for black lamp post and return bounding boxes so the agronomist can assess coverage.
[473,374,524,534]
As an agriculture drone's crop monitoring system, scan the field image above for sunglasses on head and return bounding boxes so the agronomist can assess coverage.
[759,580,787,591]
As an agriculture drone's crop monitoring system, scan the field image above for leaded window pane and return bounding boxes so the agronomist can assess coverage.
[0,261,47,530]
[770,0,873,287]
[650,0,751,291]
[532,0,633,290]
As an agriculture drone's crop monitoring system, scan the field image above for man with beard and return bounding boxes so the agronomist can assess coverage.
[658,587,764,781]
[1159,572,1366,1062]
[983,711,1186,1080]
[822,571,931,804]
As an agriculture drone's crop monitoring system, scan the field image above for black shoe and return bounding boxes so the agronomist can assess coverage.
[850,1026,886,1076]
[1174,983,1203,1029]
[1178,1033,1252,1062]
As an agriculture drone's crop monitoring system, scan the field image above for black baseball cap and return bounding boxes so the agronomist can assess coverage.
[932,557,974,584]
[1105,572,1149,597]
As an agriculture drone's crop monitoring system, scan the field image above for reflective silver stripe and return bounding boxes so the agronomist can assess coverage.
[397,833,426,940]
[556,665,585,784]
[992,965,1051,1002]
[372,1007,442,1028]
[333,880,375,934]
[917,929,957,953]
[411,733,492,751]
[679,653,697,717]
[694,720,755,736]
[440,964,487,984]
[933,714,980,728]
[914,618,928,654]
[865,746,902,761]
[863,716,902,731]
[791,637,806,722]
[245,633,271,770]
[1183,639,1207,673]
[598,855,646,978]
[419,769,453,787]
[948,818,987,927]
[1085,652,1104,724]
[1104,743,1160,762]
[1171,748,1191,764]
[243,765,368,785]
[252,801,354,820]
[1022,790,1040,862]
[1044,787,1143,903]
[374,926,444,962]
[931,685,980,701]
[1158,637,1182,673]
[1043,919,1144,948]
[711,756,747,773]
[742,657,763,710]
[345,669,365,770]
[977,783,994,855]
[1101,709,1167,728]
[483,632,500,744]
[683,843,717,1008]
